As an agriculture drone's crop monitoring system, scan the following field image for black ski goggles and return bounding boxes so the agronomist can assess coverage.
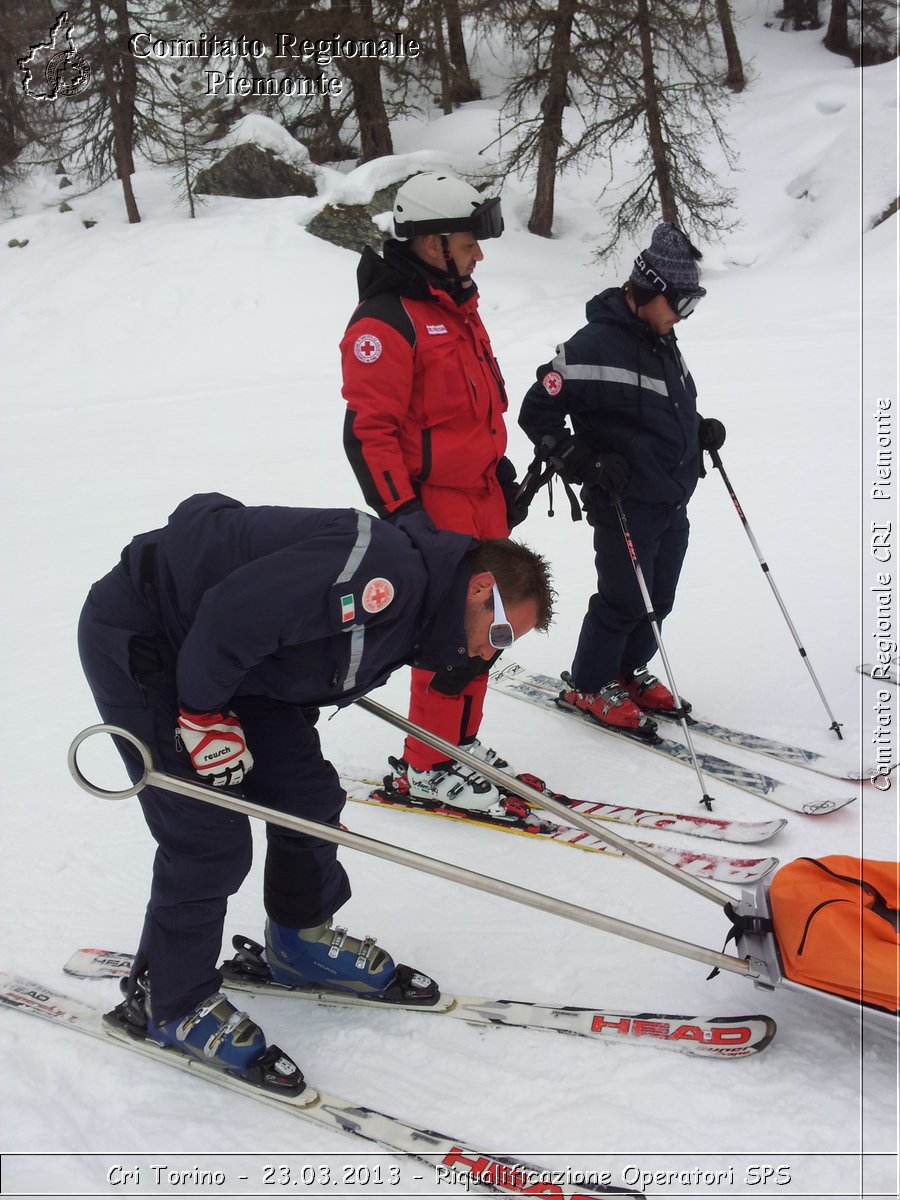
[467,197,504,240]
[667,286,706,318]
[489,582,515,650]
[394,197,504,242]
[632,252,706,317]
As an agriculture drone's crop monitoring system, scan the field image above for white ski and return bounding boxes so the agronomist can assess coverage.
[63,948,777,1060]
[339,772,786,846]
[342,778,779,884]
[489,663,857,815]
[0,971,643,1198]
[492,662,875,782]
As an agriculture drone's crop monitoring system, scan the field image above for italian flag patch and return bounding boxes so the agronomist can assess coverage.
[340,593,356,624]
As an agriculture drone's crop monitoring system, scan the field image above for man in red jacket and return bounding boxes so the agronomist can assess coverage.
[341,173,525,818]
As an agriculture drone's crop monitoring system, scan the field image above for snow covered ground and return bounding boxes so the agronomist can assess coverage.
[0,4,897,1197]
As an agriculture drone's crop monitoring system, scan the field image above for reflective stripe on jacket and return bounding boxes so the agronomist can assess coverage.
[519,287,701,508]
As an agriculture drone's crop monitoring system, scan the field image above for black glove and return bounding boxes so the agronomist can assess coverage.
[698,418,726,452]
[550,436,630,497]
[385,498,425,521]
[387,507,440,540]
[495,456,529,528]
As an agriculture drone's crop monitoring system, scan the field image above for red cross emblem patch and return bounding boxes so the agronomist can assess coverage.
[354,333,382,364]
[362,577,395,613]
[543,370,563,396]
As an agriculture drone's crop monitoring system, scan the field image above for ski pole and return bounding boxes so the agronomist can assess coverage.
[709,447,843,740]
[611,497,716,811]
[67,723,753,978]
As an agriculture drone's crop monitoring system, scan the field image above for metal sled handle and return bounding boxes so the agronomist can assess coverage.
[355,697,737,907]
[68,723,153,799]
[67,723,758,979]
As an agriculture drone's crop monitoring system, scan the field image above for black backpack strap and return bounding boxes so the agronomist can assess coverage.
[707,901,774,980]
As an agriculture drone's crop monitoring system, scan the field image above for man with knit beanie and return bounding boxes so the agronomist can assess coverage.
[519,222,726,737]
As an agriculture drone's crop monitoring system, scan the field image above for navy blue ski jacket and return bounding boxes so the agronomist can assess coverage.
[118,494,478,714]
[519,287,701,509]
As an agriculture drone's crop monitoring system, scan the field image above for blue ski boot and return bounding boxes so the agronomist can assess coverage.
[264,920,440,1005]
[146,990,268,1072]
[105,975,305,1094]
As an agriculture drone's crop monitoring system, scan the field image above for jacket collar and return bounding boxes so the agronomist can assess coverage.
[386,511,477,668]
[412,563,472,669]
[357,240,479,309]
[585,286,679,352]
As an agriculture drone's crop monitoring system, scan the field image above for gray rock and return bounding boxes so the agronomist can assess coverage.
[306,203,383,254]
[306,176,416,253]
[194,143,316,199]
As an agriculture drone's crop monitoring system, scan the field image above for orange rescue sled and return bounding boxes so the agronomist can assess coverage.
[735,856,899,1028]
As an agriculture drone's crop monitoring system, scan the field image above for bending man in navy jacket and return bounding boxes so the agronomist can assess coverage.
[519,223,725,738]
[78,493,553,1087]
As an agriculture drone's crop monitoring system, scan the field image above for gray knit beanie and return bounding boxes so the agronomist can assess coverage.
[630,223,702,300]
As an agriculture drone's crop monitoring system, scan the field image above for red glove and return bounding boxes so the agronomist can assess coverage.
[177,709,253,787]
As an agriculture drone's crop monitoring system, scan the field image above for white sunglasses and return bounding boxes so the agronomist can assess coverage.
[489,582,515,650]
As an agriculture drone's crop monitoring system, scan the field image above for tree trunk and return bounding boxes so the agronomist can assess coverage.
[299,96,352,163]
[715,0,745,92]
[636,0,677,225]
[331,0,393,162]
[528,0,577,237]
[824,0,852,58]
[443,0,480,104]
[89,0,140,222]
[110,0,137,175]
[431,5,453,115]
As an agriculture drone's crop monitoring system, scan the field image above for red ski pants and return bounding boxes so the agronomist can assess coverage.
[403,480,509,770]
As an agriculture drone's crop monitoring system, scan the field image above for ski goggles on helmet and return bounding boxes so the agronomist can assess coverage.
[489,582,515,650]
[467,196,504,240]
[394,196,504,241]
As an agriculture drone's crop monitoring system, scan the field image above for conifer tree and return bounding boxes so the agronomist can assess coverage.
[495,0,739,244]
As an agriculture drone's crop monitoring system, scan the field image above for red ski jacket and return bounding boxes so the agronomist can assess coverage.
[341,242,509,520]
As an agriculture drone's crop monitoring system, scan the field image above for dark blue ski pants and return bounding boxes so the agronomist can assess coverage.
[570,502,690,689]
[77,564,351,1023]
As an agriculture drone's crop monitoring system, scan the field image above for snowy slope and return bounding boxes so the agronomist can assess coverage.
[0,4,897,1198]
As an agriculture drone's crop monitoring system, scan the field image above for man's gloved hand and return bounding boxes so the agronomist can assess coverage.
[177,709,253,787]
[495,455,529,528]
[698,418,726,451]
[550,435,630,496]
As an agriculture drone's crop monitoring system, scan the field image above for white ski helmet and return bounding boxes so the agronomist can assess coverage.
[392,173,503,241]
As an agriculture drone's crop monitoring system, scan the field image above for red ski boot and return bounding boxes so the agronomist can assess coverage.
[624,667,691,717]
[558,677,658,741]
